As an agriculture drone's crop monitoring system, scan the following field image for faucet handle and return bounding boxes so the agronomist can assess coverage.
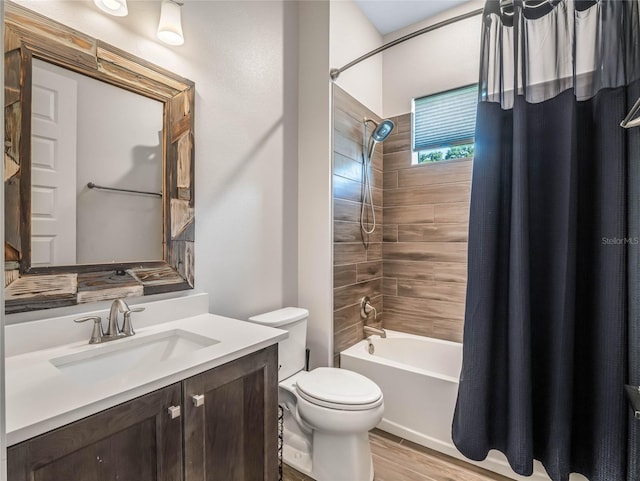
[121,307,144,336]
[360,296,378,320]
[74,316,103,344]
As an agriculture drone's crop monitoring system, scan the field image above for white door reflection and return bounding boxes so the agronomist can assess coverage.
[31,61,78,266]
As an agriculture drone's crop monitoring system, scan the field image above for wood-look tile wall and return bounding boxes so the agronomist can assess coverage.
[383,113,472,342]
[333,86,383,365]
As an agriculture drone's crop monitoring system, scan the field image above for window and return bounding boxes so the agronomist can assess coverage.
[412,84,478,164]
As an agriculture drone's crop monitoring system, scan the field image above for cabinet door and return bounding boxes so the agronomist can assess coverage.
[8,383,183,481]
[183,345,278,481]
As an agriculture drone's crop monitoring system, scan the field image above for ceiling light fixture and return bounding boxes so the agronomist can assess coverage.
[157,0,185,46]
[94,0,128,17]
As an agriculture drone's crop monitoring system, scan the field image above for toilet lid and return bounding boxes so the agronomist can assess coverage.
[295,367,382,409]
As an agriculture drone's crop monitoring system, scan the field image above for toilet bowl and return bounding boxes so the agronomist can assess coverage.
[247,308,384,481]
[279,368,383,481]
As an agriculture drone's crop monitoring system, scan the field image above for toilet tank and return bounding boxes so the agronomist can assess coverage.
[247,307,308,381]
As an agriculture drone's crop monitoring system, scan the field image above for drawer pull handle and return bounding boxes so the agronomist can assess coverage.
[168,405,181,419]
[192,394,205,407]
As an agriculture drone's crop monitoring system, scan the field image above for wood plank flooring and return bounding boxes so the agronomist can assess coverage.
[282,429,512,481]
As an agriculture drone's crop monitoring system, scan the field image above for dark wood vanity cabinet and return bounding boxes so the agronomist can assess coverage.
[7,383,183,481]
[7,345,278,481]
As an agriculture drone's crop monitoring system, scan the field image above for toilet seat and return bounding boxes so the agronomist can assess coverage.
[295,367,383,411]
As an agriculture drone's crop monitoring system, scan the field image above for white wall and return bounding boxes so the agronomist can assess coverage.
[10,0,299,322]
[330,0,383,115]
[382,0,483,118]
[298,1,333,368]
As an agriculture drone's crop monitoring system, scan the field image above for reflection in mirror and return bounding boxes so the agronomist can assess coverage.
[31,59,164,267]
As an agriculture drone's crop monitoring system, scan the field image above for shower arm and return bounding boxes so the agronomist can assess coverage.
[367,140,378,163]
[363,119,379,161]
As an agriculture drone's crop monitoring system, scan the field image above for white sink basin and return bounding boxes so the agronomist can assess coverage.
[50,329,219,383]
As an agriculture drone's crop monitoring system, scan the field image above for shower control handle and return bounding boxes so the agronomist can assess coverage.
[360,296,377,320]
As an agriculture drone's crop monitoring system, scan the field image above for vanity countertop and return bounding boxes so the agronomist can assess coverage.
[5,306,287,446]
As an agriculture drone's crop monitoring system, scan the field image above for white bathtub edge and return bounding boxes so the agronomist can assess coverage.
[341,331,461,383]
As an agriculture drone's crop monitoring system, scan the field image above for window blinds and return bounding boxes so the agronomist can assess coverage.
[412,84,478,152]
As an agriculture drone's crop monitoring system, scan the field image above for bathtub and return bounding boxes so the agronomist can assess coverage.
[341,330,576,481]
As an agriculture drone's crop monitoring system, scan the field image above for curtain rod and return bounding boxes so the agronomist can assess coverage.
[329,7,483,81]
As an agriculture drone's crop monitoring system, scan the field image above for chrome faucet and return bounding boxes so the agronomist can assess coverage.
[105,299,129,339]
[364,325,387,339]
[74,299,145,344]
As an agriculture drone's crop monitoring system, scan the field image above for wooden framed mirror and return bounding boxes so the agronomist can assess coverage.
[4,2,195,313]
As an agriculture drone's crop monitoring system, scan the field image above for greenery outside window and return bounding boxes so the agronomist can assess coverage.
[412,84,478,164]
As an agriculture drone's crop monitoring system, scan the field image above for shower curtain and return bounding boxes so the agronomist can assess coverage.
[452,1,640,481]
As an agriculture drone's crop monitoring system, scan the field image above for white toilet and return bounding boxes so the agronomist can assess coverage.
[247,307,384,481]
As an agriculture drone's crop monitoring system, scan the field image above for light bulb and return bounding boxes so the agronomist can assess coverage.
[157,0,184,46]
[94,0,128,17]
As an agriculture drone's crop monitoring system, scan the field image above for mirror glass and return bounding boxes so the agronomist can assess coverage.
[30,59,164,267]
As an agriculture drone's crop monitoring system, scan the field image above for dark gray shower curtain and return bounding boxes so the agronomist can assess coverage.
[452,2,640,481]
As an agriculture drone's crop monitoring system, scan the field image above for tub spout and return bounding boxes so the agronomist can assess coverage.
[364,325,386,338]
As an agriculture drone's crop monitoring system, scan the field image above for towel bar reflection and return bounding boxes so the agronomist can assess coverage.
[87,182,162,198]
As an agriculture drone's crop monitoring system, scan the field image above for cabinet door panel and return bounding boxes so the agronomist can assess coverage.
[183,345,278,481]
[31,419,157,481]
[205,375,250,480]
[8,383,183,481]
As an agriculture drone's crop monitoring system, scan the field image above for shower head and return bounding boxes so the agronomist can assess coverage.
[371,119,395,142]
[365,118,395,160]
